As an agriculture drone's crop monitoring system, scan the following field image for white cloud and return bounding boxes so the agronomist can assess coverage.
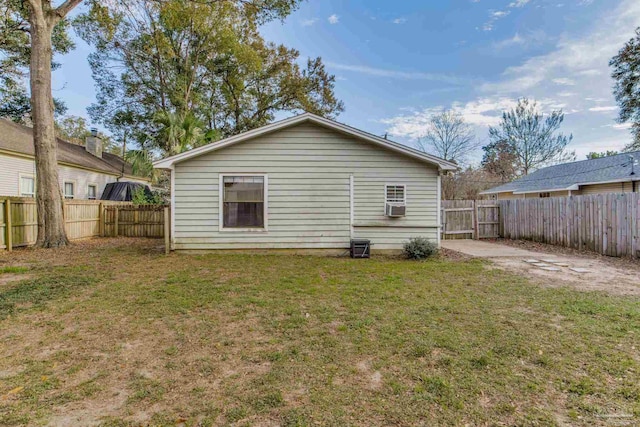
[382,97,583,142]
[326,62,470,85]
[301,18,317,27]
[328,14,339,24]
[392,18,407,24]
[508,0,530,7]
[482,10,510,31]
[589,106,618,112]
[381,98,519,140]
[493,30,549,50]
[552,78,576,86]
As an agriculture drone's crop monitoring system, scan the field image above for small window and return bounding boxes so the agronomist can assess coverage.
[222,176,265,229]
[20,175,35,198]
[64,182,75,199]
[87,184,97,200]
[539,192,551,198]
[386,184,406,204]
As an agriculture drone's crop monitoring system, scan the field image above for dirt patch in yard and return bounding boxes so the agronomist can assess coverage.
[484,239,640,296]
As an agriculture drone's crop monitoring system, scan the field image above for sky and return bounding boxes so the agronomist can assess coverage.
[52,0,640,164]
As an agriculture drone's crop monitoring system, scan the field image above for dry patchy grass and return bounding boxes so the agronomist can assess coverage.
[0,238,638,426]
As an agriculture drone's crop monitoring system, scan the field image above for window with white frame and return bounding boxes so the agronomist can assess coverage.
[20,175,35,198]
[385,184,406,204]
[63,181,75,199]
[222,176,266,229]
[87,184,98,200]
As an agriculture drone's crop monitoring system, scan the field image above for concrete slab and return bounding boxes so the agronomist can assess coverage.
[552,262,570,267]
[539,267,561,271]
[524,259,540,263]
[531,263,552,267]
[441,240,553,258]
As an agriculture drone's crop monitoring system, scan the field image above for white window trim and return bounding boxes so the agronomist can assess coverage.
[63,180,76,199]
[19,173,36,198]
[385,183,407,204]
[218,173,268,232]
[87,183,98,200]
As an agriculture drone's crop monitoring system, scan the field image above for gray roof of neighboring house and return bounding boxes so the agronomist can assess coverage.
[0,118,143,178]
[481,151,640,194]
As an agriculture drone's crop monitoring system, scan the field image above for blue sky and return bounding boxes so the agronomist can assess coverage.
[53,0,640,163]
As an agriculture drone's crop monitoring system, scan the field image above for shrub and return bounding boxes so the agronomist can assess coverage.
[403,237,438,260]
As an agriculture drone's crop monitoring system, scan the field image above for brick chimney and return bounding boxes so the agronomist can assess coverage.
[85,128,103,158]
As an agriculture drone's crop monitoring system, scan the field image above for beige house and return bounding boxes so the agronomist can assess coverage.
[0,119,149,200]
[154,113,457,251]
[481,152,640,200]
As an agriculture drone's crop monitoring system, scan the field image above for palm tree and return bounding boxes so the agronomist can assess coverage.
[154,111,206,156]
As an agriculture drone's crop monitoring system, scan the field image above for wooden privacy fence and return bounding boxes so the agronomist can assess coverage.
[103,205,168,238]
[441,200,500,240]
[500,193,640,258]
[1,198,170,253]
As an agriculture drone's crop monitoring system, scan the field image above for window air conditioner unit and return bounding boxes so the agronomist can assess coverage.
[385,203,406,217]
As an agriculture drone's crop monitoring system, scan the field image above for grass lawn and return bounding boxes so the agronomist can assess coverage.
[0,239,638,426]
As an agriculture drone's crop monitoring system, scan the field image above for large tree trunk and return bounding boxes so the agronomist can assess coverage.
[29,5,69,248]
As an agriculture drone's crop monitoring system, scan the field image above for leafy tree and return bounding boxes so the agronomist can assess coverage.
[153,111,207,156]
[481,140,519,182]
[610,27,640,149]
[416,110,476,164]
[488,98,574,176]
[0,0,72,124]
[75,0,342,152]
[585,151,619,160]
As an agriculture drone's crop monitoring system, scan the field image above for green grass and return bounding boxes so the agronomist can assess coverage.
[0,266,29,275]
[0,240,638,426]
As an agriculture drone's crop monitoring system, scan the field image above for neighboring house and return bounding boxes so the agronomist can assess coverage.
[153,113,457,251]
[0,119,149,200]
[481,152,640,200]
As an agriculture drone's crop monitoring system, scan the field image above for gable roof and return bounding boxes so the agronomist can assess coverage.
[152,113,458,171]
[481,151,640,195]
[0,118,146,179]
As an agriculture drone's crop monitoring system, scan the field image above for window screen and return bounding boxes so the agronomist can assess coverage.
[64,182,75,199]
[386,185,406,203]
[20,176,35,198]
[223,176,265,228]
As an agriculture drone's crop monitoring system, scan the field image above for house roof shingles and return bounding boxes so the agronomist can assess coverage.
[482,151,640,194]
[0,118,141,178]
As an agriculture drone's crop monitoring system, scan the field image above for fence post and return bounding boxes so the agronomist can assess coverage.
[4,199,12,252]
[99,203,104,237]
[164,206,170,254]
[473,200,479,240]
[114,207,119,237]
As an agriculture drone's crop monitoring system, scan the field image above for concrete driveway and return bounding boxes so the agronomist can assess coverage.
[441,239,640,296]
[441,239,553,258]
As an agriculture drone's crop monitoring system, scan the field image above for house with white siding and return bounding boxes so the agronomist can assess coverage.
[153,113,457,252]
[0,119,149,200]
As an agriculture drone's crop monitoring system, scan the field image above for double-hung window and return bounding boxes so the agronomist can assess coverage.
[221,175,266,229]
[64,181,75,199]
[385,184,406,204]
[20,175,35,198]
[87,184,98,200]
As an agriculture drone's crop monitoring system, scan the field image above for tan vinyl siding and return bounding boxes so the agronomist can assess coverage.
[579,181,637,195]
[496,192,524,200]
[173,122,439,250]
[524,190,570,199]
